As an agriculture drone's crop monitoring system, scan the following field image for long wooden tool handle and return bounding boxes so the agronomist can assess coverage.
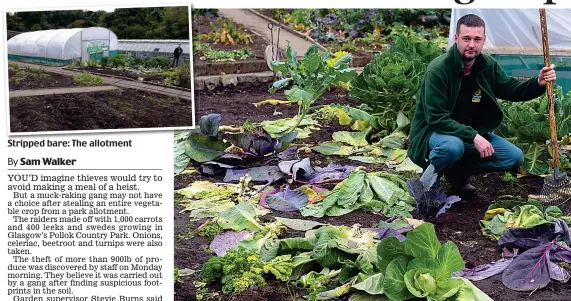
[540,8,559,168]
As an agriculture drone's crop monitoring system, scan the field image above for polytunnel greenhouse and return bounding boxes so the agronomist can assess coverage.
[117,40,190,60]
[7,27,119,66]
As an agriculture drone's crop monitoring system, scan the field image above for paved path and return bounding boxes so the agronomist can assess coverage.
[218,9,314,59]
[10,86,119,98]
[12,62,192,100]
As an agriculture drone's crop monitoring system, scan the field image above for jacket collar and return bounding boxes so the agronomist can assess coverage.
[449,43,490,76]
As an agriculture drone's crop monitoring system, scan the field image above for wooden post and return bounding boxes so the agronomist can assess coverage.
[540,8,559,168]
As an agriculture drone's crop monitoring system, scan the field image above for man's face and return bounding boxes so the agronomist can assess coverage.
[454,24,486,61]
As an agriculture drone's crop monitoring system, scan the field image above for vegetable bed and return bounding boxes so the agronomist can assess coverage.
[192,11,268,63]
[174,116,571,300]
[177,36,571,301]
[8,64,101,90]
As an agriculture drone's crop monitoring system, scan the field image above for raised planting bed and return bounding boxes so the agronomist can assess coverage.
[173,111,571,301]
[8,66,102,90]
[9,88,193,132]
[193,14,269,64]
[77,65,190,90]
[255,8,450,68]
[194,82,356,126]
[194,60,269,77]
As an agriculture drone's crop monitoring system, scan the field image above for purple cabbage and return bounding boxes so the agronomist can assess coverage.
[453,258,514,281]
[224,131,297,159]
[499,219,571,250]
[308,162,356,184]
[199,113,222,138]
[265,186,309,212]
[502,242,571,291]
[406,164,461,218]
[321,13,340,25]
[209,231,252,256]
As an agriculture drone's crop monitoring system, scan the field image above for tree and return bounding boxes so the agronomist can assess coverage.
[6,7,190,39]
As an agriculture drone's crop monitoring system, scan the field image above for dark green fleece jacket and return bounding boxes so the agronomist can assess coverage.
[407,43,546,169]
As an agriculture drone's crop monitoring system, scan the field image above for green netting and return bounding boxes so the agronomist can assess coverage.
[110,50,119,57]
[492,54,571,95]
[8,54,73,66]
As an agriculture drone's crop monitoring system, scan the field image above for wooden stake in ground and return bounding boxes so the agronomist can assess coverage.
[540,8,559,168]
[538,8,571,208]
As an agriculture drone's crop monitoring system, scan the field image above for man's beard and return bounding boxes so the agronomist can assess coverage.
[460,49,478,61]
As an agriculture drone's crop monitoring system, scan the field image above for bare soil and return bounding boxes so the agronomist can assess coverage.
[194,82,357,126]
[10,88,193,132]
[8,68,84,90]
[176,82,571,300]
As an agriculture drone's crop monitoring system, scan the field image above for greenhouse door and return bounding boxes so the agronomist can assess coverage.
[82,39,110,62]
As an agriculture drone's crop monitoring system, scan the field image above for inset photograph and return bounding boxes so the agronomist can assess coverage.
[6,5,193,133]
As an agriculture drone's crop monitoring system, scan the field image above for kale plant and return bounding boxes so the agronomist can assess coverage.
[270,43,357,132]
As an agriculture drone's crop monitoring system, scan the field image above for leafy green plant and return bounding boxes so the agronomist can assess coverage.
[175,63,191,88]
[66,62,78,70]
[387,33,444,64]
[350,35,442,132]
[194,43,254,61]
[195,220,223,238]
[300,169,415,218]
[109,54,134,68]
[270,43,357,132]
[501,172,519,183]
[87,60,99,67]
[73,72,104,86]
[143,56,171,69]
[8,62,20,71]
[350,51,423,131]
[164,63,191,88]
[100,57,109,68]
[494,87,571,175]
[480,197,571,240]
[200,248,293,293]
[378,223,492,301]
[192,9,219,17]
[208,17,253,45]
[175,114,297,173]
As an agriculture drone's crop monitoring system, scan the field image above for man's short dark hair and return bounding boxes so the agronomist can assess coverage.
[456,14,486,34]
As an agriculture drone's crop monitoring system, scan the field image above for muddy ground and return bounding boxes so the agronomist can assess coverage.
[8,68,89,90]
[176,82,570,300]
[194,82,356,126]
[10,88,193,132]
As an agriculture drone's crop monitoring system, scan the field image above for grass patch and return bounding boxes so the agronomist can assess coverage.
[73,72,104,86]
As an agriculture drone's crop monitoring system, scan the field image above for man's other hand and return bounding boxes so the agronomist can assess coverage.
[538,64,556,87]
[474,134,494,158]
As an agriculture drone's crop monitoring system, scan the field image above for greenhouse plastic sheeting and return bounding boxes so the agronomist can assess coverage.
[7,27,118,60]
[117,40,190,54]
[448,9,571,54]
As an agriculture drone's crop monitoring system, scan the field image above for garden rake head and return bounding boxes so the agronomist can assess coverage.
[538,9,571,210]
[539,167,571,208]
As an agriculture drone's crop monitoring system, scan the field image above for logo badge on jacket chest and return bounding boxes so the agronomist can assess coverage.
[472,88,482,103]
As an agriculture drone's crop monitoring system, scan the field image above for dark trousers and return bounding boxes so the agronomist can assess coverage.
[173,56,180,67]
